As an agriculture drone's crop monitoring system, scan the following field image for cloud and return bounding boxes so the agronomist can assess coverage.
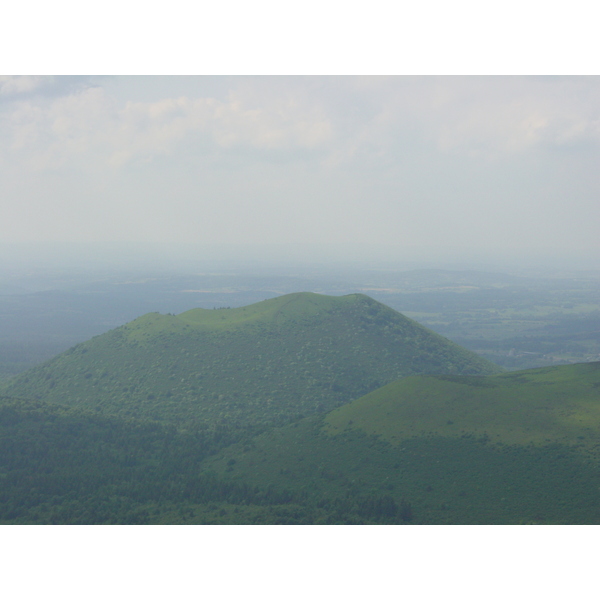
[4,76,600,174]
[375,77,600,157]
[0,76,50,97]
[1,77,598,255]
[2,84,334,170]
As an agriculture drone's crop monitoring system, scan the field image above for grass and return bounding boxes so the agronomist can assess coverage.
[199,361,600,524]
[324,362,600,450]
[121,293,362,342]
[204,409,600,524]
[177,292,356,331]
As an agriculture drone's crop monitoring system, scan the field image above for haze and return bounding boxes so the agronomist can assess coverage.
[1,75,599,270]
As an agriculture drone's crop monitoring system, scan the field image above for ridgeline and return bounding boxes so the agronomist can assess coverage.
[4,292,499,429]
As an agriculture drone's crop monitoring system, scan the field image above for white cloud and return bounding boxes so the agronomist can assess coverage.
[2,84,334,170]
[4,77,600,174]
[381,78,600,157]
[1,77,599,255]
[0,75,50,96]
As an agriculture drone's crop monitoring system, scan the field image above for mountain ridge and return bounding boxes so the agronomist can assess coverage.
[3,292,500,429]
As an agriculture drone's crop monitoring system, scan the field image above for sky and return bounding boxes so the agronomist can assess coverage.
[1,75,599,269]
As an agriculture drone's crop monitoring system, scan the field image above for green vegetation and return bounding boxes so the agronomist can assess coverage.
[378,271,600,370]
[324,361,600,449]
[0,395,244,524]
[2,361,600,524]
[3,286,600,525]
[2,268,598,377]
[0,395,412,524]
[201,362,600,524]
[3,293,499,429]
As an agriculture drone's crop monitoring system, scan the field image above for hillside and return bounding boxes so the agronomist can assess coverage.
[0,395,237,524]
[3,362,600,524]
[203,362,600,524]
[0,393,329,525]
[324,361,600,450]
[0,394,423,524]
[3,292,499,429]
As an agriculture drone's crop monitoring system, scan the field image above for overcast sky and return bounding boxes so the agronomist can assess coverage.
[1,75,599,267]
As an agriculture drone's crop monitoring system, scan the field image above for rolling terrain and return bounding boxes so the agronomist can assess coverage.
[203,362,600,524]
[0,393,415,525]
[3,292,499,429]
[2,360,600,524]
[2,267,598,380]
[324,361,600,449]
[4,291,599,524]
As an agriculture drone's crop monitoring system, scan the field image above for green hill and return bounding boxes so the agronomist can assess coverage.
[324,361,600,450]
[3,362,600,524]
[0,394,419,525]
[0,393,327,525]
[203,362,600,524]
[3,292,498,429]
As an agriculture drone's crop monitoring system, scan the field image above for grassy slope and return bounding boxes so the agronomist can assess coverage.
[204,362,600,524]
[3,292,499,429]
[324,361,600,450]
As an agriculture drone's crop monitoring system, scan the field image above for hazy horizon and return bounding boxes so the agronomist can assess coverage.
[1,76,599,274]
[2,240,600,279]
